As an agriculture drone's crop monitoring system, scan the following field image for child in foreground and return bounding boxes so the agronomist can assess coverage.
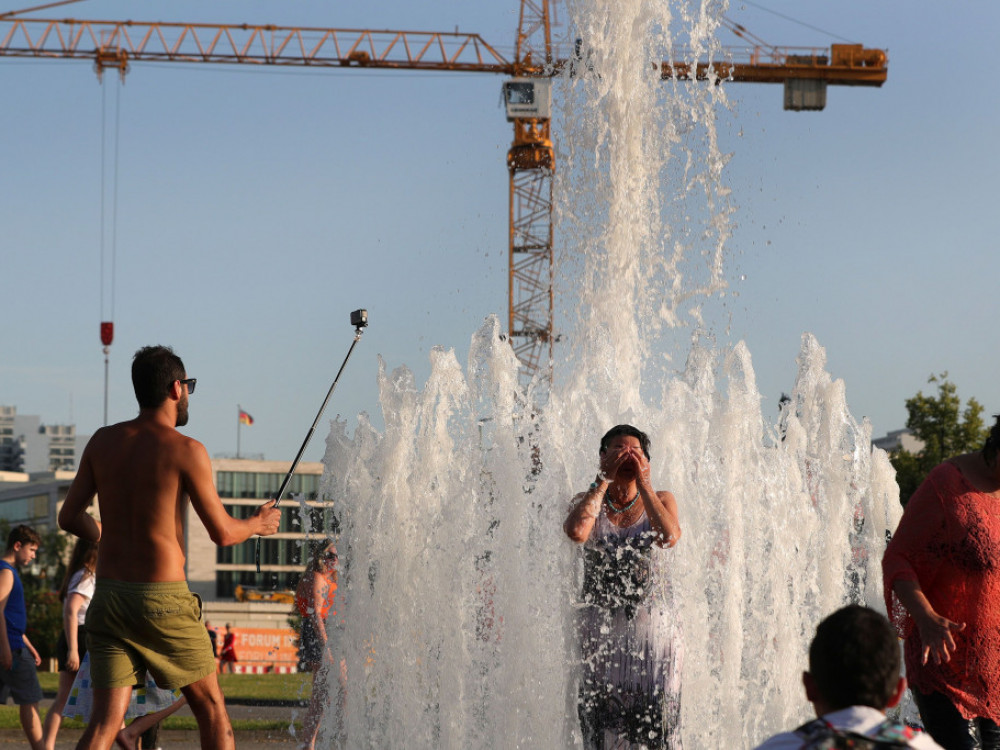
[754,605,942,749]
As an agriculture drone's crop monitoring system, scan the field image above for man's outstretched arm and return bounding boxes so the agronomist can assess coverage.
[183,440,281,546]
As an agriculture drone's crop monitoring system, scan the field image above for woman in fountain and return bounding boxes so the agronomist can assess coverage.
[295,538,345,750]
[883,416,1000,750]
[564,424,683,749]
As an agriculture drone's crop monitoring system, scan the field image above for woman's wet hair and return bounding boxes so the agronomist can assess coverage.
[599,424,651,460]
[983,414,1000,467]
[307,537,337,568]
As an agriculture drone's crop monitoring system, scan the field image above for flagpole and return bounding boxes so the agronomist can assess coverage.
[237,405,241,459]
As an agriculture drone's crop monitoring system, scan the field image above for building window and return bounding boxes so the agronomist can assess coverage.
[216,471,319,500]
[215,538,305,567]
[215,570,302,599]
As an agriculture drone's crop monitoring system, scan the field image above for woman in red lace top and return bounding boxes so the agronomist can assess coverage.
[882,418,1000,749]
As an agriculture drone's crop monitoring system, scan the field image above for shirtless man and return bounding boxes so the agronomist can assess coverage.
[59,345,281,750]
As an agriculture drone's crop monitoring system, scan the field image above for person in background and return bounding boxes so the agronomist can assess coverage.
[883,415,1000,750]
[0,525,44,750]
[219,623,238,673]
[754,605,942,749]
[206,620,218,666]
[564,424,682,749]
[117,695,188,750]
[62,651,188,750]
[42,537,98,750]
[295,539,344,749]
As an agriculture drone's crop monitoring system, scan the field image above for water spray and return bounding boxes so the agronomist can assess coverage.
[255,308,368,573]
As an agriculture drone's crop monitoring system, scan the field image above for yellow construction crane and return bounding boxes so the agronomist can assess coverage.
[0,1,888,384]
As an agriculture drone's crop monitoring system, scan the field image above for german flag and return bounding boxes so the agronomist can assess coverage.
[239,409,254,426]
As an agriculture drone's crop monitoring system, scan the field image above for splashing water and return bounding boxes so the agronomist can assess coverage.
[317,0,902,747]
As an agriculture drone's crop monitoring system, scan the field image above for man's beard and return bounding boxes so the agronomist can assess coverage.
[176,396,190,427]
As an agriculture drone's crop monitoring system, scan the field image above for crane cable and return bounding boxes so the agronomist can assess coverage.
[734,1,855,45]
[99,78,121,425]
[0,0,85,20]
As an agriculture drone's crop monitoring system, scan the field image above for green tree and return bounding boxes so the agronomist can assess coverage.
[890,373,988,507]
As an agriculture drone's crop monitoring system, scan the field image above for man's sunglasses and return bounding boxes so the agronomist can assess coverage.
[179,378,197,394]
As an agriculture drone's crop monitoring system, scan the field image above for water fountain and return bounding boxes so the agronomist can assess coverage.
[313,1,902,746]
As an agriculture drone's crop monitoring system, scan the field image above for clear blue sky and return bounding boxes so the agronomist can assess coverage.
[2,0,997,462]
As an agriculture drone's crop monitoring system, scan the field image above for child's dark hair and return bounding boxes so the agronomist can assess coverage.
[809,605,900,711]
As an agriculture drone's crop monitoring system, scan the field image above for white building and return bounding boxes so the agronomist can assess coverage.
[0,405,87,473]
[187,457,328,601]
[872,428,925,454]
[0,469,76,533]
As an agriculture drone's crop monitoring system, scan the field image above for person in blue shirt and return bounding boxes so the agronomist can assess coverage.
[0,524,44,750]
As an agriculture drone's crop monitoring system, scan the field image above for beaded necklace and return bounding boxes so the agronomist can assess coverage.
[604,489,640,514]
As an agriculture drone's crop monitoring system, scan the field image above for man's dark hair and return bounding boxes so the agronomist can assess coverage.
[809,605,900,711]
[5,524,41,552]
[599,424,651,460]
[132,345,185,409]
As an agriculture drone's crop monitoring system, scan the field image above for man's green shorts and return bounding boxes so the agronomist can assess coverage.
[85,579,216,691]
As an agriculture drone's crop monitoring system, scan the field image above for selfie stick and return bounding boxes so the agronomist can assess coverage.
[255,309,368,573]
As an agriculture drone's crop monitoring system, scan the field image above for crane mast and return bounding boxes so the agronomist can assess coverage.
[508,0,555,384]
[0,5,888,386]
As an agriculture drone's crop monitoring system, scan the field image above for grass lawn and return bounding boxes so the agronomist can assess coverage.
[38,671,311,702]
[2,672,313,731]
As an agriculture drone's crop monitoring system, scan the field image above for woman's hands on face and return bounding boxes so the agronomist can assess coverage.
[601,445,650,486]
[600,445,632,482]
[631,448,652,489]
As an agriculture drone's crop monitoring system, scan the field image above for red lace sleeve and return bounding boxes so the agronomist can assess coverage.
[882,463,949,637]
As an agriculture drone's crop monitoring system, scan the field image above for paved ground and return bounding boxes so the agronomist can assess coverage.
[0,728,298,748]
[0,696,307,748]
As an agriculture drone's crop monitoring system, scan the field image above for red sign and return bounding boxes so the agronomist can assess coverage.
[229,627,298,665]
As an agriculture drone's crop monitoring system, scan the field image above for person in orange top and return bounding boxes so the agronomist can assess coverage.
[295,540,342,749]
[883,416,1000,750]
